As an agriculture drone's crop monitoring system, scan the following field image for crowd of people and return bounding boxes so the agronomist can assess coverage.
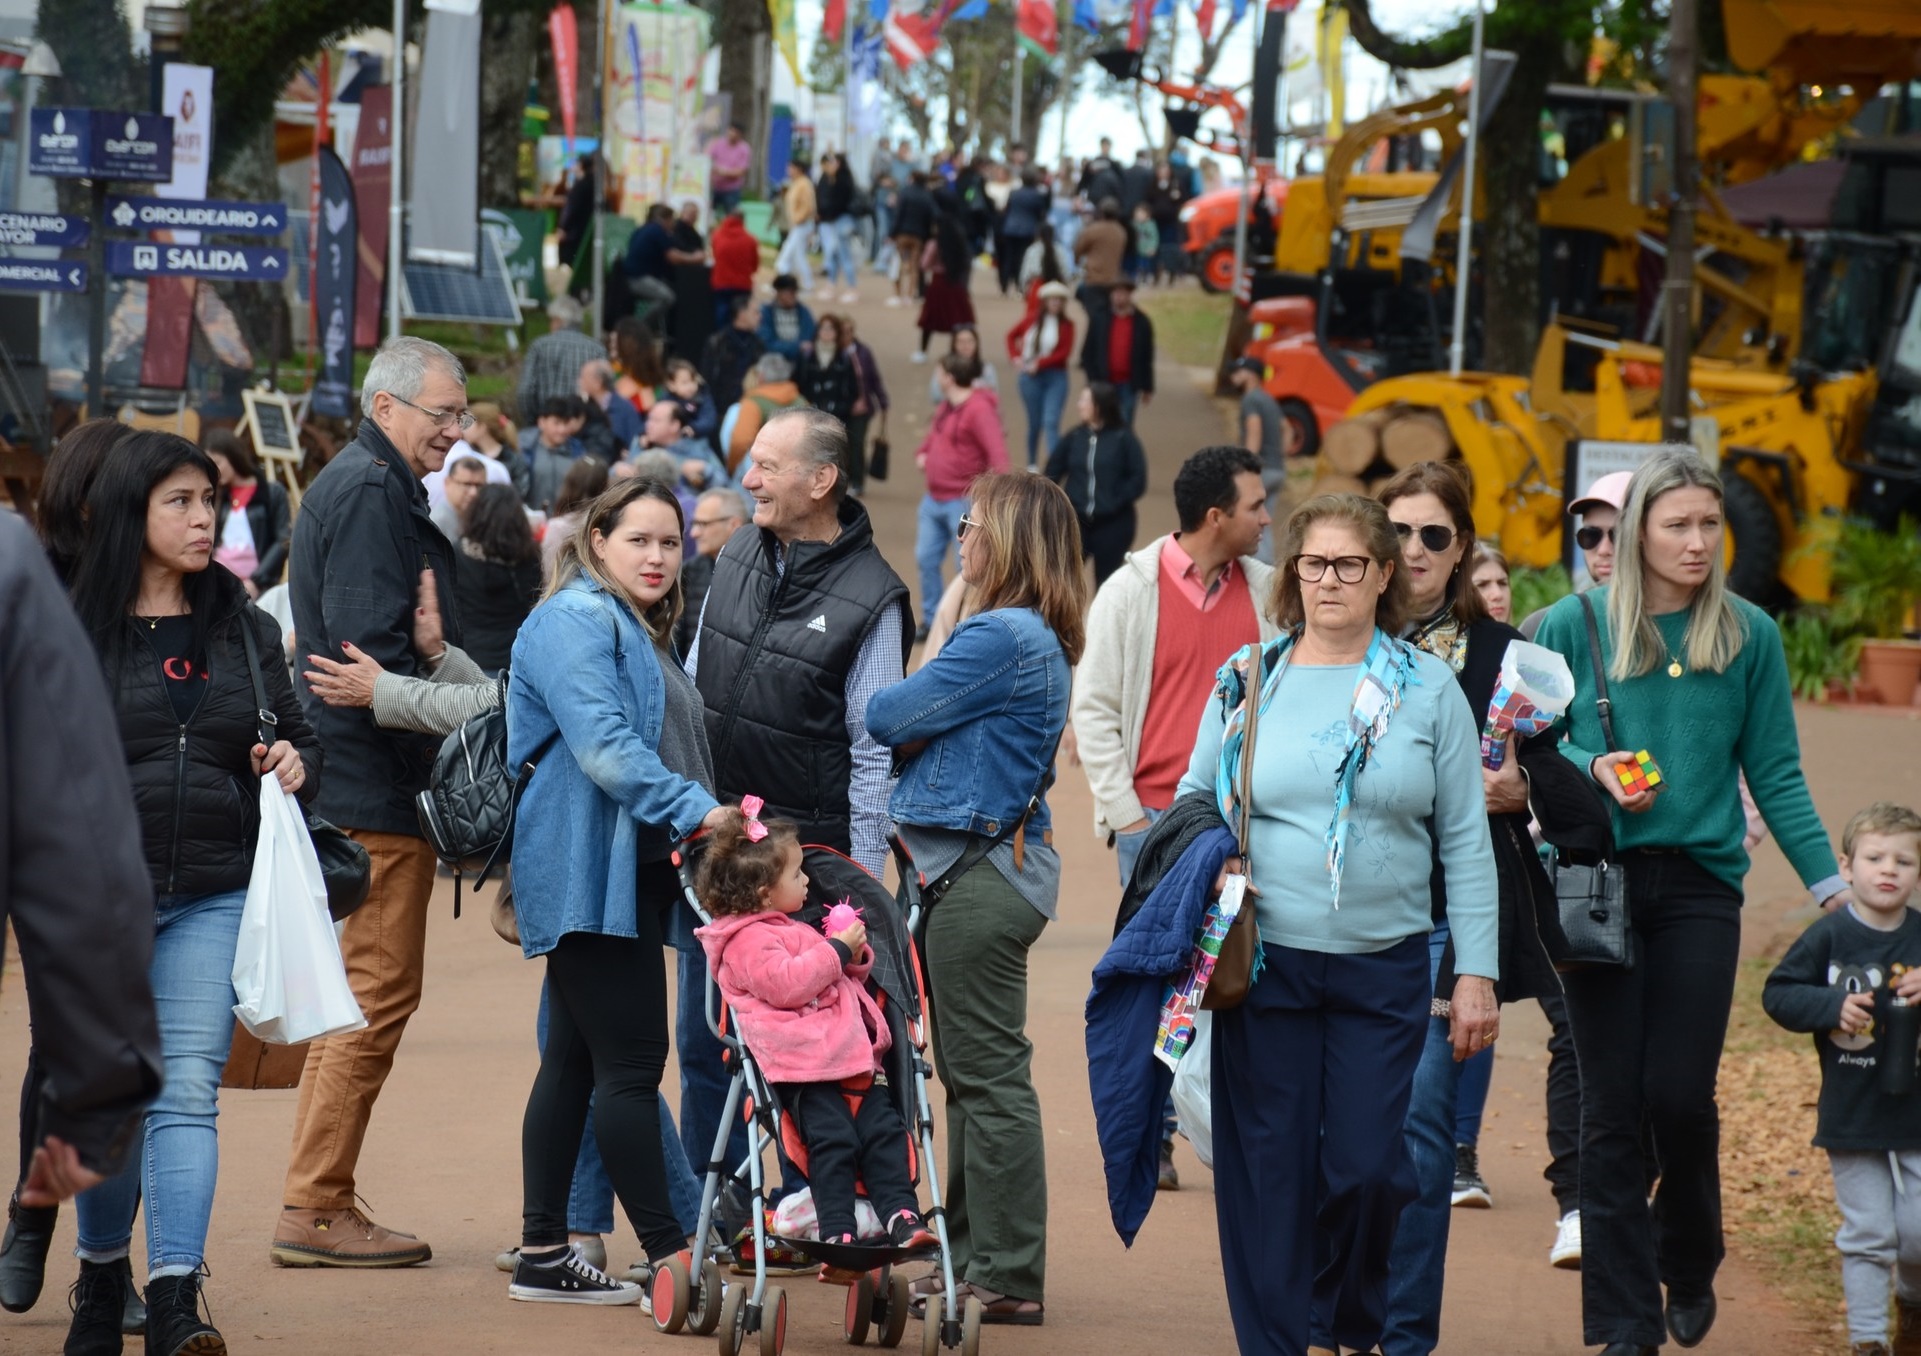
[0,150,1902,1356]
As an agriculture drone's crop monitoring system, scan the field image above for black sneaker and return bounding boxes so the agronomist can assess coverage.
[507,1248,645,1307]
[0,1191,57,1313]
[142,1271,222,1356]
[886,1210,936,1250]
[1157,1139,1180,1192]
[1451,1143,1492,1208]
[63,1260,123,1356]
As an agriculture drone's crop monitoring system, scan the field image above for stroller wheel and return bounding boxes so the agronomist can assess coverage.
[920,1294,943,1356]
[718,1283,748,1356]
[758,1283,788,1356]
[653,1253,692,1334]
[959,1294,982,1355]
[690,1257,726,1336]
[844,1273,875,1345]
[877,1272,911,1348]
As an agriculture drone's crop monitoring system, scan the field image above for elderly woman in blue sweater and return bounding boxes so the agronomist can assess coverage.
[1177,493,1498,1356]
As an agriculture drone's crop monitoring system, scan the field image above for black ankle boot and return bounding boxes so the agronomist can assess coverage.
[0,1190,58,1312]
[63,1260,124,1356]
[142,1272,223,1356]
[113,1257,145,1334]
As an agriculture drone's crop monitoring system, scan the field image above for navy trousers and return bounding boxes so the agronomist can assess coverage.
[1212,936,1431,1356]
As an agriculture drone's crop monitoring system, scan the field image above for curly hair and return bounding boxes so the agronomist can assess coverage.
[694,806,802,918]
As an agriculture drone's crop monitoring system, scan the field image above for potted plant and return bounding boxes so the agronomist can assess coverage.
[1831,517,1921,704]
[1780,609,1862,702]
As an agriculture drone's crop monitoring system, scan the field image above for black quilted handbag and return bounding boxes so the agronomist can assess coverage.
[415,682,558,916]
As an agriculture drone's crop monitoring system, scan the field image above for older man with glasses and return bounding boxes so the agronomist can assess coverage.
[272,336,470,1270]
[677,487,750,656]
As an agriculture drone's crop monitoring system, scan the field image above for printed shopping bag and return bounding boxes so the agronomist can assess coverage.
[232,779,368,1045]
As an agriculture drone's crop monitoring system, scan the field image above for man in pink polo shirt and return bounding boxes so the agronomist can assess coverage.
[706,123,753,214]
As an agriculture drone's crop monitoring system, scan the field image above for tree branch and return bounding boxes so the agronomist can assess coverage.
[1341,0,1474,72]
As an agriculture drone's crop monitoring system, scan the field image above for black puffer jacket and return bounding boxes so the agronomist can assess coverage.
[110,569,321,898]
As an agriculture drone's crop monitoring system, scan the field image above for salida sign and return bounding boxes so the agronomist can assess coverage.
[28,108,173,181]
[106,241,288,281]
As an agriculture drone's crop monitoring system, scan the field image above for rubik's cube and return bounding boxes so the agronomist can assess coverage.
[1615,750,1664,795]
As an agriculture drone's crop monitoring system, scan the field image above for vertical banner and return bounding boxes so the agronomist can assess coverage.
[408,3,481,266]
[549,5,578,155]
[351,86,393,348]
[140,63,214,390]
[312,147,357,418]
[603,3,711,219]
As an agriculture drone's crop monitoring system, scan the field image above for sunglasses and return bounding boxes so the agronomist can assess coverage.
[957,514,979,541]
[1575,525,1617,551]
[1391,522,1456,553]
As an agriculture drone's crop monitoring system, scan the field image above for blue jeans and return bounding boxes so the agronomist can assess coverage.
[1016,367,1069,470]
[75,889,245,1276]
[915,494,969,627]
[539,979,702,1237]
[820,218,860,288]
[1456,1041,1493,1144]
[713,188,743,215]
[1116,384,1142,429]
[1379,922,1465,1356]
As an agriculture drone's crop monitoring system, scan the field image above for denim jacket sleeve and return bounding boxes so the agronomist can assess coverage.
[521,602,718,839]
[865,614,1018,745]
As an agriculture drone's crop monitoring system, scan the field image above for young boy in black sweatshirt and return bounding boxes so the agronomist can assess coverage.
[1764,802,1921,1356]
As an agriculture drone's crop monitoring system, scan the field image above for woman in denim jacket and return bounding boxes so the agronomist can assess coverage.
[865,472,1089,1326]
[507,479,728,1305]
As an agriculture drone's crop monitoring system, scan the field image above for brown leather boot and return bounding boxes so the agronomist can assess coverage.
[1855,1342,1892,1356]
[270,1207,432,1268]
[1895,1298,1921,1356]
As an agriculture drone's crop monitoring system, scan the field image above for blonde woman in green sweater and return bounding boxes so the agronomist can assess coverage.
[1534,448,1845,1356]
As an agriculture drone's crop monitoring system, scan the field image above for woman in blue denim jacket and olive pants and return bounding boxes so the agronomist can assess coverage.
[507,480,728,1304]
[866,472,1090,1326]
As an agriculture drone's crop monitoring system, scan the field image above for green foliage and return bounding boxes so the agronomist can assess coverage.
[1508,564,1572,623]
[1778,609,1860,702]
[1829,517,1921,640]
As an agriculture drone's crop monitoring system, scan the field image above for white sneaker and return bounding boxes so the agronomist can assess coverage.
[508,1248,644,1304]
[885,295,904,307]
[840,290,860,304]
[911,351,928,364]
[1550,1210,1582,1269]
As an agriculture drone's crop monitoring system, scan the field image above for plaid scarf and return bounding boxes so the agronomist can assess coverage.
[1212,626,1419,909]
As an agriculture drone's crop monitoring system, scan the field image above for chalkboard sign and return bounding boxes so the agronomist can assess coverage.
[242,389,304,510]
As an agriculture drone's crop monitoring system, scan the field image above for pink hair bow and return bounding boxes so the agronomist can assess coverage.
[740,795,769,843]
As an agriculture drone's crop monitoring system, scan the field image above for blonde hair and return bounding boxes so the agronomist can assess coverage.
[1268,494,1411,635]
[1606,448,1747,682]
[961,472,1089,664]
[542,478,685,643]
[1842,802,1921,857]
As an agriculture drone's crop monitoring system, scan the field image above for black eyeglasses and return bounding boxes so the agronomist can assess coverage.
[956,514,979,541]
[1392,522,1456,553]
[1295,554,1373,584]
[1575,525,1617,551]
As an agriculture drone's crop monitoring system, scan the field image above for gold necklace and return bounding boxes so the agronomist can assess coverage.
[1662,636,1684,678]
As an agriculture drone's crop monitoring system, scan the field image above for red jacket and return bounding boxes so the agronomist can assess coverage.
[1006,311,1075,373]
[916,387,1009,501]
[710,217,760,292]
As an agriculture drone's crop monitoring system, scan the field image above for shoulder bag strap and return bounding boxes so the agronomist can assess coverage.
[922,725,1064,906]
[236,610,277,750]
[1576,592,1618,753]
[1236,651,1261,860]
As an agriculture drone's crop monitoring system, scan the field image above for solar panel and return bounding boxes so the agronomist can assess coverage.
[399,224,522,325]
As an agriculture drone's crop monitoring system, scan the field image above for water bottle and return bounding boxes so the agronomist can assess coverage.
[1880,991,1920,1096]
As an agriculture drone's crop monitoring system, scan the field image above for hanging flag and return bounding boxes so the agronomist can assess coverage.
[1128,0,1153,48]
[1229,0,1247,20]
[885,6,940,67]
[950,0,990,18]
[1017,0,1058,55]
[311,146,357,420]
[826,0,845,42]
[869,0,889,20]
[549,5,578,156]
[350,85,391,348]
[1196,0,1216,36]
[768,0,801,81]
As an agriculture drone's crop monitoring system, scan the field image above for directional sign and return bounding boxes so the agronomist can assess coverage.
[28,108,172,181]
[106,241,288,281]
[0,211,88,247]
[0,260,89,293]
[107,196,287,235]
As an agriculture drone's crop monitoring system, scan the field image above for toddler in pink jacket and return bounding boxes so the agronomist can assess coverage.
[694,803,934,1253]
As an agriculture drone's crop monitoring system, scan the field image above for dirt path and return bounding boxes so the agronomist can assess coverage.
[2,263,1905,1354]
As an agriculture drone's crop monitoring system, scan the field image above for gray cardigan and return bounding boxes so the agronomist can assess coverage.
[371,644,496,737]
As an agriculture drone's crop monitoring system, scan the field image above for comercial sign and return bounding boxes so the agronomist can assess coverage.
[29,108,174,181]
[107,196,287,235]
[0,261,89,292]
[106,241,289,281]
[0,211,89,247]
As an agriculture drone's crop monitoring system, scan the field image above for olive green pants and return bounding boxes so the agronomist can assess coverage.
[922,864,1049,1301]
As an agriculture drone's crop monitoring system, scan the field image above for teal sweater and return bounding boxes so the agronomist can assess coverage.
[1176,651,1500,980]
[1533,588,1841,899]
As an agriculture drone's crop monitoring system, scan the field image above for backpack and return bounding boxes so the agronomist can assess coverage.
[415,677,558,916]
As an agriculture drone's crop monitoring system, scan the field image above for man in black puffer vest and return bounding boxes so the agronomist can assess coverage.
[684,406,910,1183]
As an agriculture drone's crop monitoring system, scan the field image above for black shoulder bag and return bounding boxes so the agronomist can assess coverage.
[237,616,371,921]
[1549,592,1633,970]
[916,728,1063,915]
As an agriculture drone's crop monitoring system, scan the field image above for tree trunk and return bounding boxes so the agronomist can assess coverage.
[712,0,770,195]
[478,7,537,210]
[1476,52,1552,374]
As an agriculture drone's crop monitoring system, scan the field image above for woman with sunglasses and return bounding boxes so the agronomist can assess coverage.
[1534,449,1842,1355]
[1375,461,1598,1355]
[1176,493,1498,1356]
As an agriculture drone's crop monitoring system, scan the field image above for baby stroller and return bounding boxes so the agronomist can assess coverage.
[655,834,983,1356]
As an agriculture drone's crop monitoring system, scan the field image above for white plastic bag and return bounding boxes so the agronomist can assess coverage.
[1169,1010,1214,1169]
[769,1185,884,1241]
[231,779,368,1045]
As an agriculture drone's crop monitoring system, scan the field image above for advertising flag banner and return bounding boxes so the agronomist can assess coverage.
[350,86,393,348]
[311,147,357,419]
[769,0,801,81]
[603,3,712,220]
[142,63,215,390]
[549,5,579,154]
[408,4,481,267]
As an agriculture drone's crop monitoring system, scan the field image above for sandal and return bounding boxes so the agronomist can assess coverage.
[961,1282,1045,1326]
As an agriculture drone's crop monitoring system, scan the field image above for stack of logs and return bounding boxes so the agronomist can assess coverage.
[1309,405,1452,497]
